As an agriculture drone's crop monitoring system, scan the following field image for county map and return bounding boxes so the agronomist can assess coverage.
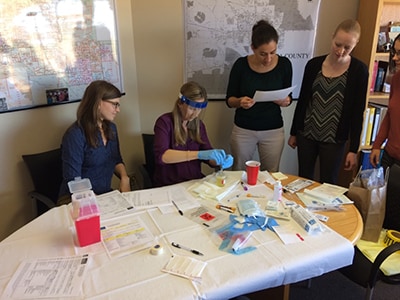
[184,0,321,99]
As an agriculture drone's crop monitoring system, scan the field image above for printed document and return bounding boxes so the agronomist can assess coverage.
[4,254,89,299]
[253,86,296,102]
[97,190,134,220]
[101,216,155,258]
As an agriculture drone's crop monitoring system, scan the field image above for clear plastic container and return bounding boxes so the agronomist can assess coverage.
[68,177,100,247]
[215,170,226,187]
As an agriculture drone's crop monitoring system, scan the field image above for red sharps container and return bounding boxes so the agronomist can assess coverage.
[69,177,101,247]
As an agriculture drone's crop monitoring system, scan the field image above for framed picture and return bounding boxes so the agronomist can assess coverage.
[46,88,69,104]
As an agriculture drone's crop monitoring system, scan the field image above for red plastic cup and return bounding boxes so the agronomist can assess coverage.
[246,160,260,185]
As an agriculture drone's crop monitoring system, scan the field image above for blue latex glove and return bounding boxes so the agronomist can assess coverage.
[221,154,234,169]
[197,149,226,165]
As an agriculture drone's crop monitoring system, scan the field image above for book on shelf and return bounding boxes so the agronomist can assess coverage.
[374,67,385,92]
[386,22,400,49]
[370,107,381,144]
[369,103,388,145]
[370,60,378,92]
[365,106,375,146]
[374,61,389,92]
[360,107,370,147]
[390,22,400,32]
[360,103,388,147]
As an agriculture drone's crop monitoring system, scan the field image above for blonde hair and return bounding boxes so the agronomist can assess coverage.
[333,19,361,40]
[172,81,208,145]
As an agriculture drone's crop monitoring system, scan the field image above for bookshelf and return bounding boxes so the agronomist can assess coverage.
[353,0,400,149]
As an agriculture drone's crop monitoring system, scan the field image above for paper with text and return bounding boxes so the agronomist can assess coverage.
[4,255,89,299]
[97,190,134,220]
[101,216,155,258]
[253,86,296,102]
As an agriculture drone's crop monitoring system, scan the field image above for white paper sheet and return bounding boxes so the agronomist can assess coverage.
[97,190,134,220]
[304,183,348,200]
[4,255,89,299]
[101,216,155,258]
[258,171,276,184]
[169,186,201,214]
[122,186,171,208]
[253,86,296,102]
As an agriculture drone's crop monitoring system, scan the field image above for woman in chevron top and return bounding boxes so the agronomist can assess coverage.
[288,19,368,184]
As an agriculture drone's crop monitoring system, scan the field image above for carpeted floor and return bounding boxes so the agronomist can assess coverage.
[289,270,400,300]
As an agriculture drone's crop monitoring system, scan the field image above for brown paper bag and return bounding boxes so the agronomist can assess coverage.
[347,168,387,242]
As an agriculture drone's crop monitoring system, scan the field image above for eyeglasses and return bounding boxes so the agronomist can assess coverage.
[103,99,121,109]
[390,48,400,57]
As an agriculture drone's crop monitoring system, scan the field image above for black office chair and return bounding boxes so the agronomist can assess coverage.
[340,163,400,299]
[140,133,155,188]
[22,148,63,217]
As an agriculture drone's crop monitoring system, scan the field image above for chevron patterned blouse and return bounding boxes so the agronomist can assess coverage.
[302,70,348,143]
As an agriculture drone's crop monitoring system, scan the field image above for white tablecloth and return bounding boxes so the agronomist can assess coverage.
[0,178,354,300]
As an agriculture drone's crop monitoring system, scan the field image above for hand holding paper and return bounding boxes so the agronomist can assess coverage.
[253,86,296,102]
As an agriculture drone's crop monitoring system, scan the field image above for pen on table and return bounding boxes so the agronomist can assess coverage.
[171,242,204,256]
[216,204,235,213]
[240,181,249,191]
[296,233,304,241]
[202,222,210,227]
[172,201,183,215]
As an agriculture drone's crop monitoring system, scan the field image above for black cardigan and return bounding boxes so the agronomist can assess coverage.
[290,55,369,153]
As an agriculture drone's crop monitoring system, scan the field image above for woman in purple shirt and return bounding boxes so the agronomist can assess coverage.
[153,81,233,187]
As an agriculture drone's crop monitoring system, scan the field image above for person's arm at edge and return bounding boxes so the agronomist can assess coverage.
[370,111,390,167]
[225,57,256,109]
[288,57,317,148]
[113,124,130,192]
[345,59,369,171]
[162,149,199,163]
[273,57,294,107]
[114,162,130,192]
[370,71,399,167]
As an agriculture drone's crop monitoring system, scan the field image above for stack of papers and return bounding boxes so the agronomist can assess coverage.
[297,183,352,210]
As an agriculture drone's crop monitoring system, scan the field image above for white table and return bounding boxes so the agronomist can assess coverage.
[0,173,355,300]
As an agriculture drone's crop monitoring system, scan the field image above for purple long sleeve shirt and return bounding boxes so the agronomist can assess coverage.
[153,113,213,187]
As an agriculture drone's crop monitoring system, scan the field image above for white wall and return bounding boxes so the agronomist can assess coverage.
[0,0,359,241]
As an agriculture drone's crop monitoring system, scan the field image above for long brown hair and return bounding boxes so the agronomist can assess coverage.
[76,80,122,147]
[172,81,208,145]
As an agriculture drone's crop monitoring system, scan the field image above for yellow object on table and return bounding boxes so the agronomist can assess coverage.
[384,230,400,246]
[357,229,400,276]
